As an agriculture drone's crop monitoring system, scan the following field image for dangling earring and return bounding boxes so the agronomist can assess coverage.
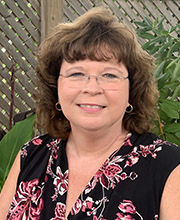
[55,102,62,111]
[126,104,133,113]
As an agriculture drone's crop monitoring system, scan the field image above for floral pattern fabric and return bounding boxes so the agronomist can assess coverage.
[7,133,180,219]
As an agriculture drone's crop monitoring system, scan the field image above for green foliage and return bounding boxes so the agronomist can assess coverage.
[135,17,180,146]
[0,114,35,191]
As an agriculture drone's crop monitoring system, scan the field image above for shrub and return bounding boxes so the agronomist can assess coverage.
[135,17,180,145]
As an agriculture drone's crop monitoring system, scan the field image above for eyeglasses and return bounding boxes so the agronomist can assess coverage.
[59,72,128,90]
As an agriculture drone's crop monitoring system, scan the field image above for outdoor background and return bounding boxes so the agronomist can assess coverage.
[0,0,180,133]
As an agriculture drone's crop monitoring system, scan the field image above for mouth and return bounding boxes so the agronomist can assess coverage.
[78,104,105,109]
[77,104,106,113]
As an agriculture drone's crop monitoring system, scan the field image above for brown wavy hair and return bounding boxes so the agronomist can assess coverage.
[34,7,158,139]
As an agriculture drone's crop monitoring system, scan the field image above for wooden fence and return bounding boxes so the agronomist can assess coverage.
[0,0,180,133]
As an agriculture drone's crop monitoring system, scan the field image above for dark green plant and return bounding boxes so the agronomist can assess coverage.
[135,17,180,145]
[0,113,35,191]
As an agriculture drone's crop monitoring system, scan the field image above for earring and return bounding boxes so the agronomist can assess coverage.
[126,104,133,113]
[55,102,62,111]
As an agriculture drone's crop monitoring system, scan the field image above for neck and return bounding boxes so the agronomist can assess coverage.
[66,125,128,159]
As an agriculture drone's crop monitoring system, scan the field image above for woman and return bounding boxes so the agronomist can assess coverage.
[0,7,180,220]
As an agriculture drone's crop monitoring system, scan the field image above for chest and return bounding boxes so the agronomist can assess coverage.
[65,160,104,217]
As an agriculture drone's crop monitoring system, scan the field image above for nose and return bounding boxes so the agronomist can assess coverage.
[81,75,103,95]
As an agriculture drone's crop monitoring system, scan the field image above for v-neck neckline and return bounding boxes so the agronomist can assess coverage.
[59,133,133,219]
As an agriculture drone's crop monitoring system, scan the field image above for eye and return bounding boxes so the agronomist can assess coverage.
[67,72,85,78]
[102,73,119,79]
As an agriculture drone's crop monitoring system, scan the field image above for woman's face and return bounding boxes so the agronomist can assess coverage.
[58,58,129,133]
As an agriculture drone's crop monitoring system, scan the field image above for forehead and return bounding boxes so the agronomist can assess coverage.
[60,59,128,74]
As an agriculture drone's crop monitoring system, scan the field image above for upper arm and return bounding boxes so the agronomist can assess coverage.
[160,164,180,220]
[0,151,21,219]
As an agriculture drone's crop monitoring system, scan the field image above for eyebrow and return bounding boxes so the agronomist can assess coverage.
[103,67,124,73]
[63,66,124,73]
[63,66,84,73]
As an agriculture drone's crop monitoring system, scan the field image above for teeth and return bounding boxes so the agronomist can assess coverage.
[79,104,103,109]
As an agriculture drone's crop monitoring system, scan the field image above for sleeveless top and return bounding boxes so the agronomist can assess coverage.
[7,133,180,220]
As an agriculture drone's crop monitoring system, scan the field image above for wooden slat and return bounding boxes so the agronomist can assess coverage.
[0,66,35,107]
[0,4,37,53]
[0,49,12,68]
[79,0,94,10]
[174,1,180,8]
[152,1,177,27]
[0,69,35,109]
[5,0,40,42]
[65,0,86,15]
[127,0,149,20]
[16,0,40,28]
[15,70,36,96]
[63,4,78,21]
[0,110,9,131]
[28,0,40,15]
[141,1,171,30]
[0,78,27,112]
[14,83,34,108]
[103,0,136,31]
[116,0,142,23]
[0,50,36,97]
[165,1,180,21]
[0,18,36,69]
[0,32,36,84]
[0,96,10,116]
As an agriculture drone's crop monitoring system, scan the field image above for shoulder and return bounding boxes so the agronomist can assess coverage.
[19,134,63,179]
[131,132,180,180]
[160,164,180,219]
[21,134,60,158]
[132,132,180,159]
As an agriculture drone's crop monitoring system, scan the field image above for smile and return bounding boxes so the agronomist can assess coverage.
[79,104,105,109]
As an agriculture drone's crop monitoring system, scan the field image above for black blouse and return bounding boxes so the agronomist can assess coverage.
[7,133,180,220]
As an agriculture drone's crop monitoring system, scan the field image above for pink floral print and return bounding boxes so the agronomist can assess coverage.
[7,179,44,220]
[7,133,169,219]
[32,138,43,146]
[116,200,143,220]
[119,200,136,214]
[52,166,68,201]
[51,202,66,220]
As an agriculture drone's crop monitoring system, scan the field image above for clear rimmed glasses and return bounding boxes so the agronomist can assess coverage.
[59,71,128,90]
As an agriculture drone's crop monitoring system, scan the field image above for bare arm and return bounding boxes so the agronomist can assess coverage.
[160,164,180,220]
[0,151,20,219]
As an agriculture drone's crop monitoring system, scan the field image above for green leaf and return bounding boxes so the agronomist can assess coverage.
[165,132,180,146]
[160,102,179,119]
[171,84,180,100]
[158,17,165,31]
[161,100,180,111]
[159,87,169,99]
[157,71,170,89]
[156,40,173,58]
[143,17,153,27]
[134,21,149,27]
[152,17,159,29]
[171,58,180,81]
[176,131,180,138]
[154,61,165,78]
[160,30,169,36]
[170,25,178,33]
[137,32,154,39]
[149,46,159,55]
[0,114,35,189]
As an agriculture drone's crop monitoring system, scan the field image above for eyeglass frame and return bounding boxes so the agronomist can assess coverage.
[59,72,129,90]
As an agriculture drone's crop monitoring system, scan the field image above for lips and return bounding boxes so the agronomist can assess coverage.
[77,103,106,113]
[78,104,105,109]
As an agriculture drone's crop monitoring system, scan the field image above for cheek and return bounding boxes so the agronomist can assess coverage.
[110,84,129,106]
[57,81,78,107]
